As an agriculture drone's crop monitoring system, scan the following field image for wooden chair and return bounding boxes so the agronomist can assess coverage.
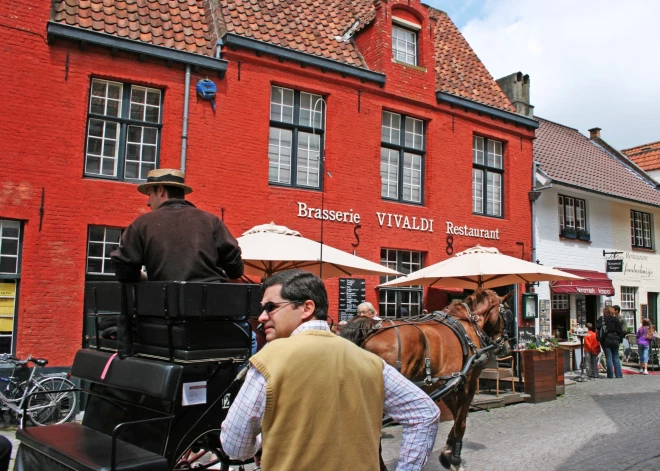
[477,354,515,396]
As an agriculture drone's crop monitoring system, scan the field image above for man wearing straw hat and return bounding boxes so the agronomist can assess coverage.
[111,168,244,282]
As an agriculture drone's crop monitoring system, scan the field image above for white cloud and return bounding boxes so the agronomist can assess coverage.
[455,0,660,149]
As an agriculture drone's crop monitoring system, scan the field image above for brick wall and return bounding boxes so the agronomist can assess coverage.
[1,4,535,365]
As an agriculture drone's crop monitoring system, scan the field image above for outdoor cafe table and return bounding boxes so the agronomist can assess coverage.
[558,341,581,373]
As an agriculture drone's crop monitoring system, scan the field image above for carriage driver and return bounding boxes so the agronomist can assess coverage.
[221,269,440,471]
[110,168,244,282]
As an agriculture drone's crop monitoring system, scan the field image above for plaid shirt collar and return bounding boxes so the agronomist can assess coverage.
[292,319,330,335]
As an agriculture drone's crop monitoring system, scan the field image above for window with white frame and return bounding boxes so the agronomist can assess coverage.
[0,219,22,354]
[381,111,425,203]
[0,220,20,274]
[86,226,123,276]
[621,286,637,327]
[552,293,569,310]
[472,136,503,217]
[379,249,423,317]
[85,79,162,181]
[392,25,417,66]
[269,86,325,189]
[558,195,587,231]
[630,210,653,249]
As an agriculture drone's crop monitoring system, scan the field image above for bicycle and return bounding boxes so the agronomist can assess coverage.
[0,354,77,427]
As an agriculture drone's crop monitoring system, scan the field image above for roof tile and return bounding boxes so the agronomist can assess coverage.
[534,118,660,207]
[52,0,217,56]
[622,141,660,172]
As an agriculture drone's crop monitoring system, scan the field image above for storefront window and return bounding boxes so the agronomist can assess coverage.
[0,219,21,354]
[379,249,423,317]
[552,294,569,310]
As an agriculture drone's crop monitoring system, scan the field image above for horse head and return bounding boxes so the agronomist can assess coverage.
[339,316,380,346]
[462,289,513,356]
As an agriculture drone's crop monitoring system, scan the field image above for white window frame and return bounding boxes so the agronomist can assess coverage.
[392,24,417,66]
[269,86,324,189]
[630,210,653,249]
[472,136,503,217]
[0,220,21,275]
[379,249,423,318]
[621,286,637,327]
[381,111,425,204]
[86,226,124,276]
[85,78,162,181]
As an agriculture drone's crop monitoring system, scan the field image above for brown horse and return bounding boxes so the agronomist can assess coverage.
[341,289,513,471]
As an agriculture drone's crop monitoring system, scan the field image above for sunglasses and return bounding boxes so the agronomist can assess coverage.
[260,301,303,314]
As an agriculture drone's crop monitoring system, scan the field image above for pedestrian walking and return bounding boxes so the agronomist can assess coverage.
[596,306,624,379]
[636,319,654,375]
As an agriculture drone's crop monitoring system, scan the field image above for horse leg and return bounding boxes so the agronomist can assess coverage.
[444,376,480,471]
[439,394,459,469]
[379,440,388,471]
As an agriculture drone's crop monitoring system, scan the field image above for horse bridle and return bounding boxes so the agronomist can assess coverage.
[461,301,511,352]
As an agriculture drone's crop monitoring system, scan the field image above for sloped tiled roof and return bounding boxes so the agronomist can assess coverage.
[430,8,516,113]
[218,0,373,69]
[622,141,660,172]
[51,0,218,56]
[534,118,660,207]
[50,0,515,112]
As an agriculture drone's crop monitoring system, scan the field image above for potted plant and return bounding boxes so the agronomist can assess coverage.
[560,227,577,239]
[577,229,591,241]
[522,336,561,403]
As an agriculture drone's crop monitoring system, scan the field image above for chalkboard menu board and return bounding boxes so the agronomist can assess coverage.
[339,278,366,321]
[518,326,536,347]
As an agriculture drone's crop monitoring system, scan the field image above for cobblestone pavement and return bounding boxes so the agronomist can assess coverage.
[382,373,660,471]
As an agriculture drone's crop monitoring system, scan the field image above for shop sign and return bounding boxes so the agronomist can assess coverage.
[297,202,361,224]
[376,212,434,232]
[338,278,366,322]
[623,252,653,277]
[446,222,500,240]
[606,259,623,272]
[575,287,614,296]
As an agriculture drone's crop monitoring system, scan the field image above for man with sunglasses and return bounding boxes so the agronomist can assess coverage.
[221,269,439,471]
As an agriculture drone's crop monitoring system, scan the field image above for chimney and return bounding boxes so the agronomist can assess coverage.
[588,127,601,140]
[496,72,534,118]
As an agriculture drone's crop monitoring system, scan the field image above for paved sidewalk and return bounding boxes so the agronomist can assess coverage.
[382,372,660,471]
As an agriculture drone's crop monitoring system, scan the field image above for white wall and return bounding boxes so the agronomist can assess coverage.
[535,185,660,333]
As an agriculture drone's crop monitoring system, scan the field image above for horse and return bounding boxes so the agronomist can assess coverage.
[341,289,513,471]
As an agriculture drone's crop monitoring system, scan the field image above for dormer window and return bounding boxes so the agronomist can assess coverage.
[392,25,417,65]
[392,14,421,66]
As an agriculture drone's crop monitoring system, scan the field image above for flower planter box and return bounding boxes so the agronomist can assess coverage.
[561,230,577,239]
[523,350,558,403]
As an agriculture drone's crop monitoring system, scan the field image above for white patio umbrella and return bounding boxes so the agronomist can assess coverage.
[378,245,583,290]
[238,222,400,279]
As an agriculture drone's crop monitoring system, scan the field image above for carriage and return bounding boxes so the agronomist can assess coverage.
[15,281,261,471]
[14,280,512,471]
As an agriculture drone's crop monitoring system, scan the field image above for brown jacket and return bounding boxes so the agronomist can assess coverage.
[111,199,243,282]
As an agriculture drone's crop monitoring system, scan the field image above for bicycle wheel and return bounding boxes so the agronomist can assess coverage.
[26,377,77,426]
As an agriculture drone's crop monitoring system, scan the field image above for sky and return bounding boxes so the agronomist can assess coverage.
[427,0,660,150]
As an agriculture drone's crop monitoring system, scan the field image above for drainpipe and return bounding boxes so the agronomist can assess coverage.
[531,161,538,265]
[180,65,191,173]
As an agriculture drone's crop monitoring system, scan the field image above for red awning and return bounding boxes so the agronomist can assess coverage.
[550,268,615,296]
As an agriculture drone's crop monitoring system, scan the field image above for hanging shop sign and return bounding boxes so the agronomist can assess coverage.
[606,259,623,272]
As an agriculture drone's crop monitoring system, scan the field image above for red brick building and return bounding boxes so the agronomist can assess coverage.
[0,0,537,366]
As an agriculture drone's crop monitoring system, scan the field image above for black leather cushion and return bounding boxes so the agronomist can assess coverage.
[71,349,183,401]
[17,423,168,471]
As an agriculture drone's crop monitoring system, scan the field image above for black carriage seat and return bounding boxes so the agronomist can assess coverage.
[16,349,182,471]
[17,423,167,471]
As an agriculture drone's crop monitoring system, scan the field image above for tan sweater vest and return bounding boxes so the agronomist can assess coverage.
[250,330,384,471]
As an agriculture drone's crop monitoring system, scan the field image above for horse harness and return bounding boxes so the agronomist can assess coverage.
[363,304,500,388]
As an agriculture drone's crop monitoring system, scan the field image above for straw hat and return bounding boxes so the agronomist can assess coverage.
[137,168,193,195]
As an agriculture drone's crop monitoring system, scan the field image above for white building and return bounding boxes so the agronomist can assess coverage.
[533,121,660,338]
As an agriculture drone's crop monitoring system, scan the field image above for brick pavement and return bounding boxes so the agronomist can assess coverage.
[382,374,660,471]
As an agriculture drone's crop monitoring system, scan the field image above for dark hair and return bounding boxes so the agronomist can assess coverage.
[603,306,617,318]
[642,318,652,327]
[586,323,593,330]
[262,269,328,320]
[163,185,185,199]
[612,305,621,314]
